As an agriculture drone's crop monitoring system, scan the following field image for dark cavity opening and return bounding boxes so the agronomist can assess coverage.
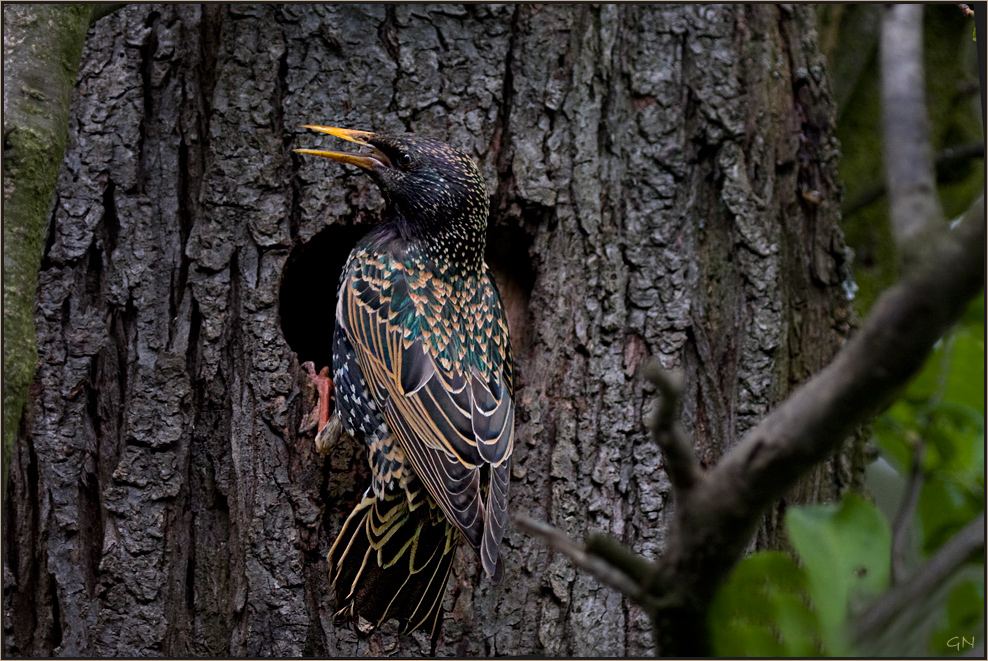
[279,225,368,371]
[279,221,536,377]
[485,222,536,366]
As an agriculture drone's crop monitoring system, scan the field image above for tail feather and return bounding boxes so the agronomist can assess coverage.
[328,481,460,636]
[480,460,509,584]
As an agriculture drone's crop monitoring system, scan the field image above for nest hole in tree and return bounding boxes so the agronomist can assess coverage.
[485,223,536,367]
[278,222,536,376]
[278,225,367,372]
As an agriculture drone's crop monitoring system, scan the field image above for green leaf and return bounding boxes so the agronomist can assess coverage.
[871,408,918,474]
[872,292,985,479]
[899,299,985,414]
[921,400,984,476]
[918,475,985,554]
[929,578,985,655]
[708,551,824,656]
[785,494,891,653]
[957,293,984,333]
[939,330,984,415]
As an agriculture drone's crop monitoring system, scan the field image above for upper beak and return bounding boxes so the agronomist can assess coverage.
[294,125,391,170]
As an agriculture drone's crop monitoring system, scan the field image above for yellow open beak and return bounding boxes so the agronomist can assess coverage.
[294,125,390,170]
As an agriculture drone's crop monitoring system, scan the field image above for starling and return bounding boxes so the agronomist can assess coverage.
[296,126,514,636]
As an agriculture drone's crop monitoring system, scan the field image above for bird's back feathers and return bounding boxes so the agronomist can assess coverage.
[337,237,514,580]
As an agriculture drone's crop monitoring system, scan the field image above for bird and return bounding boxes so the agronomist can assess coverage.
[295,125,515,637]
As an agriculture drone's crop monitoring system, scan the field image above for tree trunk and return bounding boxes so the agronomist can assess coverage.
[3,4,860,656]
[2,3,92,493]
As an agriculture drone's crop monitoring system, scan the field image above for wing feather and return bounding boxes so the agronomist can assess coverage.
[340,252,513,577]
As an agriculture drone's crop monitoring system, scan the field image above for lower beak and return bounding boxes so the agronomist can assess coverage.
[294,125,391,170]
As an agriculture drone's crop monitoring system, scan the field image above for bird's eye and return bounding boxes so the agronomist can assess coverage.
[397,152,412,168]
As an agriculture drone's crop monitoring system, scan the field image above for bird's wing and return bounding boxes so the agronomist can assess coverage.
[339,251,513,579]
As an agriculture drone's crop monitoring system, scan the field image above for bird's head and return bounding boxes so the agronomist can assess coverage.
[296,126,489,245]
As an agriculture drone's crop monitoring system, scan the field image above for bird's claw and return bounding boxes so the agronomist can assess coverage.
[300,361,335,444]
[314,415,345,455]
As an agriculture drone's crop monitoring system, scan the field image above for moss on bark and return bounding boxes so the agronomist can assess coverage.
[2,4,93,487]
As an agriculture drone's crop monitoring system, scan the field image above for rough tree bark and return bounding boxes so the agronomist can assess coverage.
[2,3,92,492]
[3,4,859,656]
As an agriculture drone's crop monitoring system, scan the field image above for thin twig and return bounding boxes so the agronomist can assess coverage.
[881,4,945,255]
[843,142,985,217]
[514,513,665,611]
[890,326,964,582]
[855,512,985,644]
[641,363,703,495]
[890,435,925,584]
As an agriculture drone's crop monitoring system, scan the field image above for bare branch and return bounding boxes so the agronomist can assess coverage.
[641,364,704,495]
[654,194,985,625]
[514,514,666,611]
[855,512,985,644]
[881,4,945,255]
